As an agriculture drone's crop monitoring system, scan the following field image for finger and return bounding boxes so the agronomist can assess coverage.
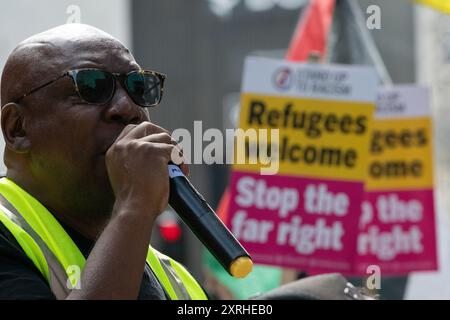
[168,145,189,176]
[139,134,185,163]
[179,162,190,177]
[162,145,189,176]
[114,123,138,142]
[153,143,185,166]
[138,132,173,145]
[120,122,170,141]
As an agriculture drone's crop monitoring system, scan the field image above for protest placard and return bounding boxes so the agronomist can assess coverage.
[355,86,437,275]
[227,57,377,273]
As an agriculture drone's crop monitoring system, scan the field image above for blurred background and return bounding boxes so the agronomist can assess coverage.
[1,0,449,299]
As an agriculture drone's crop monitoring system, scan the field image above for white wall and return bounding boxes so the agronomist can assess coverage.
[0,0,131,175]
[405,5,450,300]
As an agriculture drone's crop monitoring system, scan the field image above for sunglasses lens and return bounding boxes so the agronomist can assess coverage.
[125,71,162,107]
[76,70,114,104]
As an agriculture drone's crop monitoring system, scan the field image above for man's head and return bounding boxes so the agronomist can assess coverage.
[1,24,153,219]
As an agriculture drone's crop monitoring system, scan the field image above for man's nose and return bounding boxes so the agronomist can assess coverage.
[103,83,144,125]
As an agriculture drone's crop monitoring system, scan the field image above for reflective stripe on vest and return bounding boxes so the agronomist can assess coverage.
[0,194,73,298]
[0,177,207,300]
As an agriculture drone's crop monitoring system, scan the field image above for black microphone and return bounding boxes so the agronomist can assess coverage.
[167,164,253,278]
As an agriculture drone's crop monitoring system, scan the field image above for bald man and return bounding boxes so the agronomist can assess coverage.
[0,23,375,301]
[0,24,204,300]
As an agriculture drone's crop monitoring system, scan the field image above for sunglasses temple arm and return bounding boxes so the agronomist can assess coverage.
[13,73,68,103]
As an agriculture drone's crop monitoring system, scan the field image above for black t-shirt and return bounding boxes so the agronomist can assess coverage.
[0,219,168,300]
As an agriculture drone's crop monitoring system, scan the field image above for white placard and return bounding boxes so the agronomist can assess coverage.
[242,56,378,103]
[376,86,430,119]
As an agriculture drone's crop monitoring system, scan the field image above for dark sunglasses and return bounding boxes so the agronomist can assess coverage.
[13,68,166,108]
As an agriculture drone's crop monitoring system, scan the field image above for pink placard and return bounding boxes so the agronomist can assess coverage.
[227,170,363,274]
[354,189,438,275]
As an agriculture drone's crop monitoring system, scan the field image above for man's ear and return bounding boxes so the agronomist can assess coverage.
[1,102,31,153]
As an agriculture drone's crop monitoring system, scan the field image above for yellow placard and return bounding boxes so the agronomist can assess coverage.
[366,117,433,190]
[232,93,374,181]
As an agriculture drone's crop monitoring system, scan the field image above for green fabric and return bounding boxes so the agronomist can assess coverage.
[0,177,207,299]
[204,250,283,299]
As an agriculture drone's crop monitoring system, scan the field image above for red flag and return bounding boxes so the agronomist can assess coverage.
[285,0,336,62]
[216,188,231,223]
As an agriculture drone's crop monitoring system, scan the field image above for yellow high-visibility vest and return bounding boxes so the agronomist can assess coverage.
[0,177,207,300]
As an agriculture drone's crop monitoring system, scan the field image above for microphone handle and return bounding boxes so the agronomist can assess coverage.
[168,164,252,278]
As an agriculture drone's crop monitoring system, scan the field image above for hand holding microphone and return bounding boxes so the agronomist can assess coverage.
[106,122,252,278]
